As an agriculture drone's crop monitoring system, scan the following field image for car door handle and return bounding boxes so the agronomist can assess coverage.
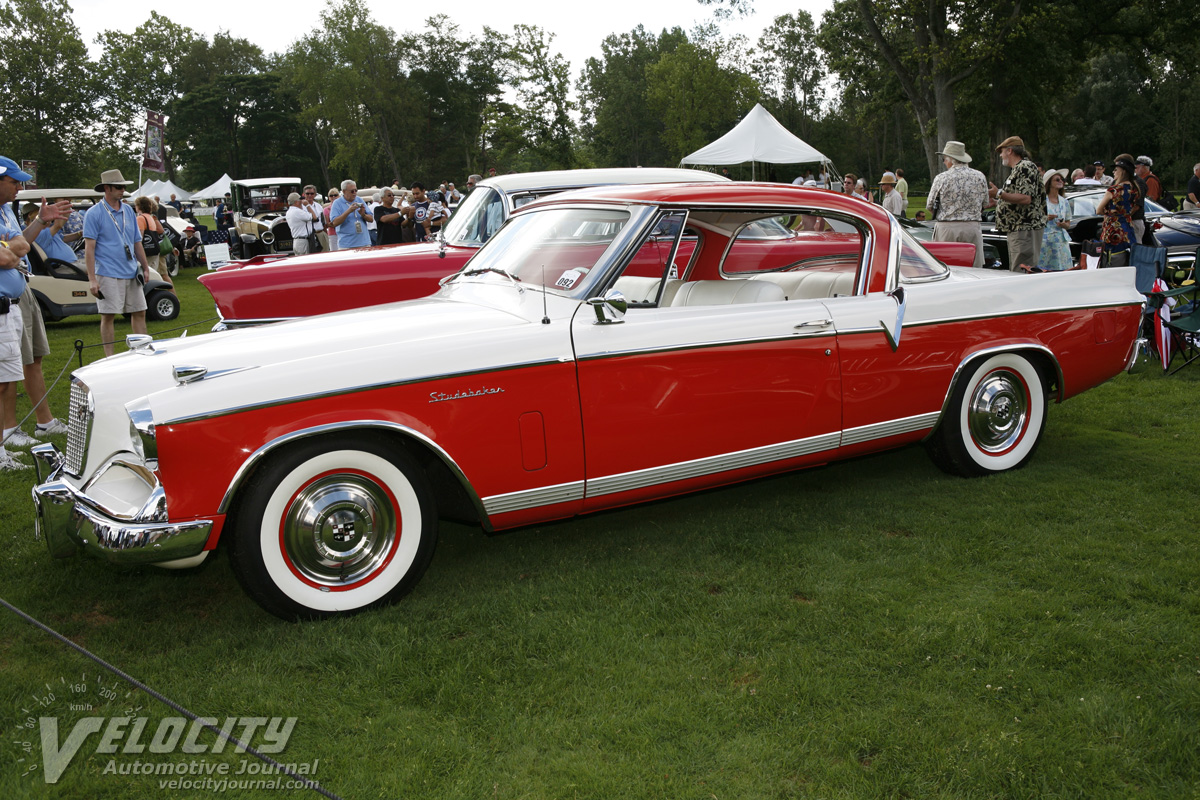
[794,318,833,330]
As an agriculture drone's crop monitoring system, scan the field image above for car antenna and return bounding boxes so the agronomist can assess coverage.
[541,266,550,324]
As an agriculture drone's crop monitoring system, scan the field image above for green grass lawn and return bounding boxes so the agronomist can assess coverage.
[1,270,1198,798]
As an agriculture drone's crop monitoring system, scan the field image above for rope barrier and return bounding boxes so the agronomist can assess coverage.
[1,596,345,800]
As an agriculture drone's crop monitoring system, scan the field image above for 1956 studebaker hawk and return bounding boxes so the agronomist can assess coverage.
[32,183,1143,620]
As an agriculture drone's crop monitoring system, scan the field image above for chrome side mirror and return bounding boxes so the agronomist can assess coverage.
[587,289,628,325]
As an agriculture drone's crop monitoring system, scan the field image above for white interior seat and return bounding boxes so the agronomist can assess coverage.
[669,279,786,307]
[748,271,855,300]
[612,276,683,305]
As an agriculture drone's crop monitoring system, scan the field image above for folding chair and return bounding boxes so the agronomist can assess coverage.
[1146,250,1200,375]
[1131,243,1168,367]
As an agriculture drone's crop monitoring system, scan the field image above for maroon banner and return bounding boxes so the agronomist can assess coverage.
[20,160,36,189]
[142,111,165,172]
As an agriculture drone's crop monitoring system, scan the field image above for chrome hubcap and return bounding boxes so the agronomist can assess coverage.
[967,369,1028,453]
[282,475,397,586]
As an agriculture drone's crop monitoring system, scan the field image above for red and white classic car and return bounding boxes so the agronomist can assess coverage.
[32,183,1142,620]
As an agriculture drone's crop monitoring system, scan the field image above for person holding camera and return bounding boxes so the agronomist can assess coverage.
[328,180,373,250]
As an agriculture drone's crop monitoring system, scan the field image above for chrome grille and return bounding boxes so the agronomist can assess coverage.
[64,378,92,476]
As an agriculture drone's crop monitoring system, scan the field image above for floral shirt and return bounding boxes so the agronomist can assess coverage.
[995,158,1047,232]
[926,164,988,221]
[1100,182,1137,251]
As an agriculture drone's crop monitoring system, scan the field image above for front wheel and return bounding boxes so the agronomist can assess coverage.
[227,437,438,620]
[926,353,1047,477]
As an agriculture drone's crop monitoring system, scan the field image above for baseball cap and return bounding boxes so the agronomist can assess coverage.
[0,156,33,183]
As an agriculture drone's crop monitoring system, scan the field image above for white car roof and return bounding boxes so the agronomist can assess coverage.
[16,188,103,200]
[231,178,302,188]
[482,168,728,194]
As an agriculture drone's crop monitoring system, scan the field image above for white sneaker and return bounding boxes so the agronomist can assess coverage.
[4,429,39,448]
[0,450,31,471]
[34,419,69,437]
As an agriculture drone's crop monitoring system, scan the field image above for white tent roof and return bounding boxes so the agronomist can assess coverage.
[679,104,829,166]
[132,178,193,201]
[190,173,234,201]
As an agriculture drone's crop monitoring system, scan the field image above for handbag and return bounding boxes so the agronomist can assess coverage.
[306,219,323,253]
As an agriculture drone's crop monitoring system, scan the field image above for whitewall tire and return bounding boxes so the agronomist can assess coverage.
[927,353,1047,477]
[229,436,438,620]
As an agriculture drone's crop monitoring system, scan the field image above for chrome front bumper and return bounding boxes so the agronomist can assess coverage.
[31,444,212,565]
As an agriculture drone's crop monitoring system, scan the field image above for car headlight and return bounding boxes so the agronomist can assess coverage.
[125,397,157,467]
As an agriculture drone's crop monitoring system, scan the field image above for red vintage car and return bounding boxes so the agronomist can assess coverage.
[32,182,1141,620]
[197,169,978,327]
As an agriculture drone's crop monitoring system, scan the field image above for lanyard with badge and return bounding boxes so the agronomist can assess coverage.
[103,201,135,261]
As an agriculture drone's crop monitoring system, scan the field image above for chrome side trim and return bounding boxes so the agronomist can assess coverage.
[163,358,564,426]
[840,412,940,447]
[833,300,1143,337]
[215,420,489,529]
[586,431,842,498]
[482,481,586,515]
[212,317,295,329]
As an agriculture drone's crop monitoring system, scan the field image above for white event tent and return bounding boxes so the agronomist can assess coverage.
[679,103,833,181]
[190,173,234,201]
[133,178,192,202]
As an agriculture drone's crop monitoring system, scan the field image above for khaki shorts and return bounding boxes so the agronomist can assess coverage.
[19,282,49,364]
[0,305,23,383]
[96,274,148,315]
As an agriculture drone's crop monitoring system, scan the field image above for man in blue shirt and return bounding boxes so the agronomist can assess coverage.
[328,180,374,249]
[0,157,35,470]
[83,169,150,357]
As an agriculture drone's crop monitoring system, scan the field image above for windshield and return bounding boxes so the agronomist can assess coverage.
[457,207,633,295]
[238,185,295,215]
[441,187,505,245]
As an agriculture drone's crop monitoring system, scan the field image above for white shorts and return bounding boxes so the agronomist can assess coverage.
[97,274,148,315]
[0,304,24,382]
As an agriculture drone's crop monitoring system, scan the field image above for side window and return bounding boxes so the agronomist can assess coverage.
[898,229,949,281]
[720,212,865,300]
[610,211,688,307]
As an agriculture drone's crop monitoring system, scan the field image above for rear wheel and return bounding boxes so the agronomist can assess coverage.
[227,436,438,620]
[927,353,1047,476]
[145,290,179,321]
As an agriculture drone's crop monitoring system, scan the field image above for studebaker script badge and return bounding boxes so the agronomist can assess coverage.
[429,386,505,403]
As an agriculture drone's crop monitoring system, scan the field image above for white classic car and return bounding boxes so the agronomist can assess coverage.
[32,183,1143,620]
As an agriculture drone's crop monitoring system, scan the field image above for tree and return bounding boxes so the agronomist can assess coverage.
[645,35,759,162]
[94,12,202,181]
[821,0,1022,177]
[0,0,95,185]
[754,12,825,141]
[578,26,688,167]
[508,25,576,170]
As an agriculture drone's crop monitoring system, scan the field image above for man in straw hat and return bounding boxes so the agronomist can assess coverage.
[988,136,1047,271]
[878,172,906,217]
[83,169,151,357]
[926,141,989,268]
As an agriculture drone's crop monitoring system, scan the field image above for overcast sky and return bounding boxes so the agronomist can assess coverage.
[72,0,834,77]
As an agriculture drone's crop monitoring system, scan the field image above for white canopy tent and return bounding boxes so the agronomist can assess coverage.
[679,103,833,181]
[133,178,192,202]
[190,173,234,201]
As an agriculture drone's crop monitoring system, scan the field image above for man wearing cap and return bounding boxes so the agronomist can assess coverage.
[1135,156,1161,203]
[989,136,1047,271]
[84,169,151,357]
[0,158,39,469]
[2,165,72,445]
[879,172,906,217]
[1094,161,1113,186]
[926,141,989,268]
